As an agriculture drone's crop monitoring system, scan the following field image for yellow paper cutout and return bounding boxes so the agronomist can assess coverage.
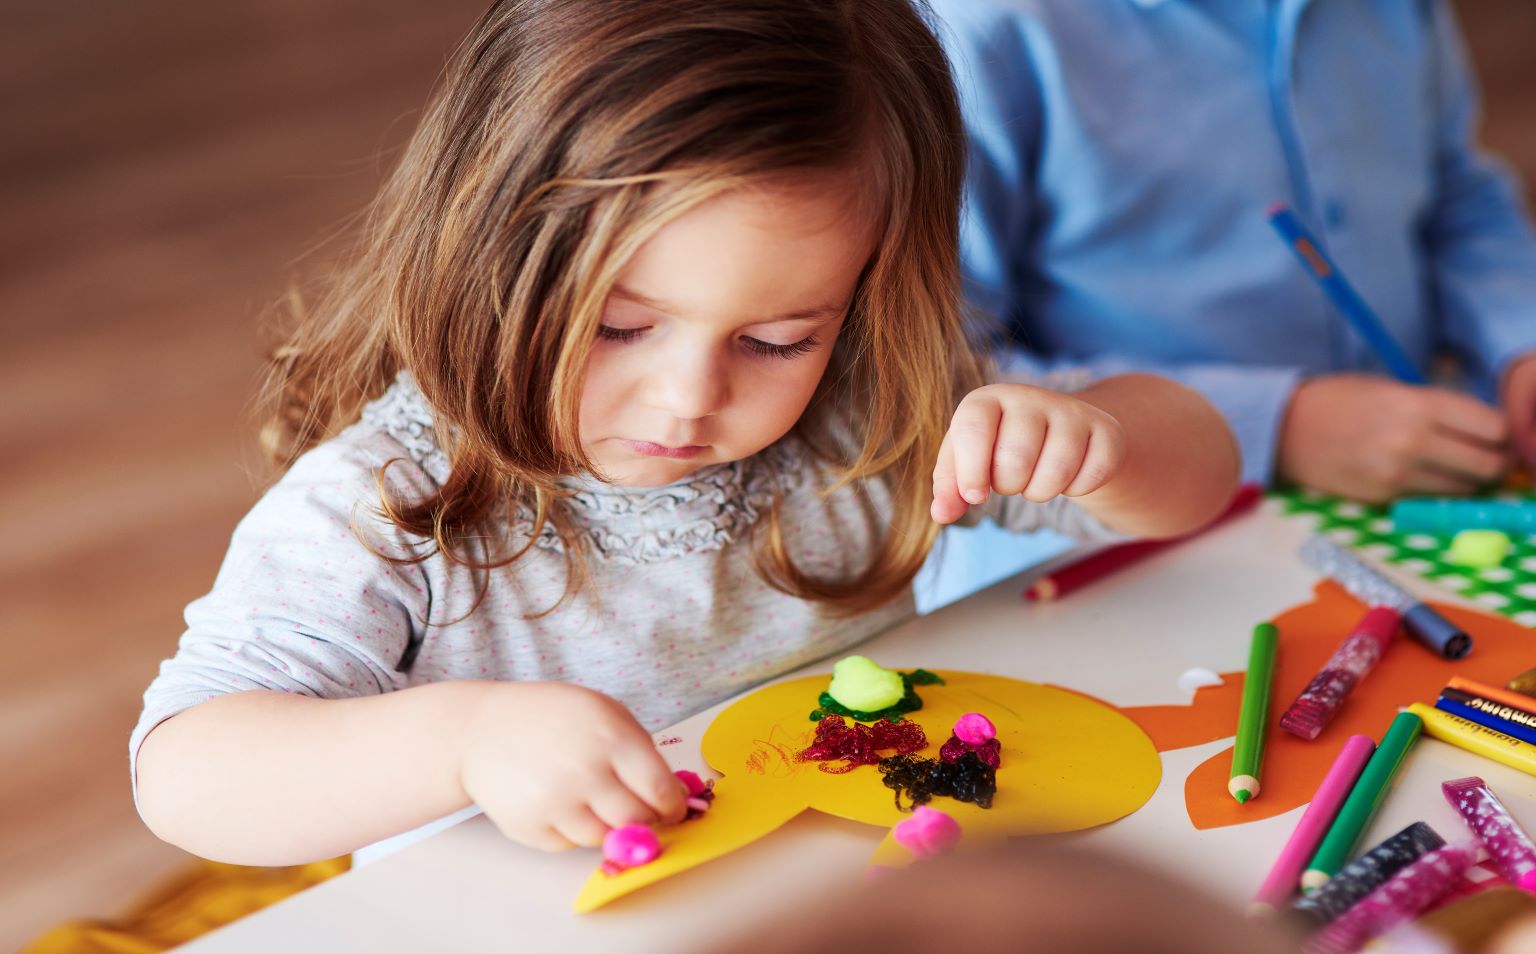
[575,671,1161,911]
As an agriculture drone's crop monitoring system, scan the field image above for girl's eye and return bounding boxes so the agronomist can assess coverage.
[597,325,647,343]
[743,335,819,360]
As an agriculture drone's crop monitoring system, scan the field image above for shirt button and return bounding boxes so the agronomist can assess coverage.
[1324,199,1348,229]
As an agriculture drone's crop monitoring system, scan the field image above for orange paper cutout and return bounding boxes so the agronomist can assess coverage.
[1125,581,1535,830]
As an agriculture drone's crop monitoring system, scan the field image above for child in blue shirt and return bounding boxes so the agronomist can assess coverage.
[930,0,1536,503]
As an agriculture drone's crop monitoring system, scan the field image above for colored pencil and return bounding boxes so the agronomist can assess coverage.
[1410,703,1536,776]
[1440,687,1536,732]
[1024,484,1260,601]
[1437,697,1536,746]
[1292,822,1445,924]
[1280,607,1399,741]
[1267,204,1425,385]
[1303,711,1423,888]
[1250,734,1375,913]
[1448,676,1536,719]
[1230,622,1279,803]
[1307,843,1478,954]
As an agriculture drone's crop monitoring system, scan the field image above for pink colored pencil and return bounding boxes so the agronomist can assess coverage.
[1250,734,1376,914]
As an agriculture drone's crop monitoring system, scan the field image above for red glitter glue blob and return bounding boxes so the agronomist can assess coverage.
[797,715,928,773]
[939,734,1001,769]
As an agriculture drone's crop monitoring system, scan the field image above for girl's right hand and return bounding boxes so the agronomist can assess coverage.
[457,682,687,851]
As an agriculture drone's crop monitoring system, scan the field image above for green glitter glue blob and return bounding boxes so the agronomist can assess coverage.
[809,666,944,722]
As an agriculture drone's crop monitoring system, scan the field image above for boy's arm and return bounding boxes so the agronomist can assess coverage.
[1420,1,1536,459]
[1070,374,1241,540]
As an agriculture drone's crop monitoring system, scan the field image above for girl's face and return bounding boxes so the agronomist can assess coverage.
[580,176,875,487]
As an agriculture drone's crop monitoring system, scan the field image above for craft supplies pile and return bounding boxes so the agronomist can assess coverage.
[1235,528,1536,954]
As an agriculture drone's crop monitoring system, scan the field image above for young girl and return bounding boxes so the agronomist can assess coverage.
[132,0,1238,865]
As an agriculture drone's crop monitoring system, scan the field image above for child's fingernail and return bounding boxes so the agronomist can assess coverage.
[962,488,987,505]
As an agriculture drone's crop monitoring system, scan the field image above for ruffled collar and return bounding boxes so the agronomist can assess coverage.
[358,372,807,565]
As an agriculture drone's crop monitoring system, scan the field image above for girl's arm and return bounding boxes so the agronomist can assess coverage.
[932,373,1239,540]
[135,680,686,865]
[1070,373,1241,538]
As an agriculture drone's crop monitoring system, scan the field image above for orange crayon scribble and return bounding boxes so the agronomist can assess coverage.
[742,722,815,778]
[1124,581,1535,831]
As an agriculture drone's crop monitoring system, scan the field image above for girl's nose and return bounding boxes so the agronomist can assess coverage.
[644,346,729,420]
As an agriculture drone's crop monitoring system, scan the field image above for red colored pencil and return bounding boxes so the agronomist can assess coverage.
[1023,483,1262,602]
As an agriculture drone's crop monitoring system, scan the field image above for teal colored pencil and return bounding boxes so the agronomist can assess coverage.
[1229,622,1279,803]
[1302,711,1424,888]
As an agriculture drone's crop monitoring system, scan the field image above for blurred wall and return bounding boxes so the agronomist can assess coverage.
[0,1,1530,949]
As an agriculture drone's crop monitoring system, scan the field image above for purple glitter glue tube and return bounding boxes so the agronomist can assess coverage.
[1280,607,1400,741]
[1443,776,1536,892]
[1305,842,1478,954]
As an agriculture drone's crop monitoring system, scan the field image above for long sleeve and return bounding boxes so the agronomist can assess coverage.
[945,9,1305,487]
[1422,0,1536,391]
[129,432,436,797]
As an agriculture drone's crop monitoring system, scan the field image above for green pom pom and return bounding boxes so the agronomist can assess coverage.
[1446,529,1510,568]
[827,655,906,711]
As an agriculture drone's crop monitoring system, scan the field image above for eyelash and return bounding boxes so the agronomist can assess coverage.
[597,326,819,360]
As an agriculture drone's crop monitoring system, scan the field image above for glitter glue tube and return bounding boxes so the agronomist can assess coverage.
[1280,607,1400,741]
[1299,536,1472,660]
[1442,776,1536,891]
[1410,703,1536,777]
[1305,843,1478,954]
[1292,822,1445,925]
[1251,735,1375,914]
[1304,711,1423,888]
[1390,498,1536,535]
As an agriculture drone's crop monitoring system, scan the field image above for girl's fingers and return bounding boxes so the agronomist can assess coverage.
[514,823,576,853]
[1062,423,1125,497]
[553,804,611,849]
[611,745,687,823]
[950,395,1003,506]
[989,409,1047,496]
[930,431,968,524]
[1022,418,1089,501]
[588,774,663,831]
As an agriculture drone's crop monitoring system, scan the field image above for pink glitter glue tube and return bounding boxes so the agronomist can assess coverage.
[1280,607,1400,741]
[1443,776,1536,892]
[1251,734,1375,913]
[1306,843,1478,954]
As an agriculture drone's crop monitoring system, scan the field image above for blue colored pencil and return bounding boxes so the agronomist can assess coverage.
[1267,204,1427,385]
[1437,697,1536,746]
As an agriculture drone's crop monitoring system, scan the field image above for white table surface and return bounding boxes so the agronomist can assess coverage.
[179,504,1536,953]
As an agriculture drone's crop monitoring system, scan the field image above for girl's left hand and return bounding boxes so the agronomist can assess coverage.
[931,384,1126,524]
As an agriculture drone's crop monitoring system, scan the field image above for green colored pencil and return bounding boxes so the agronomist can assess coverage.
[1302,710,1424,889]
[1229,622,1279,803]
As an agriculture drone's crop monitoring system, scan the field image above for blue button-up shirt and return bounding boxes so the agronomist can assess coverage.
[931,0,1536,484]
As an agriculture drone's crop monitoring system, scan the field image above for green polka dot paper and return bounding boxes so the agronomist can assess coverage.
[1276,489,1536,627]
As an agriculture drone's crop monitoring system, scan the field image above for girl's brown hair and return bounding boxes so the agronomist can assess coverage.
[260,0,981,615]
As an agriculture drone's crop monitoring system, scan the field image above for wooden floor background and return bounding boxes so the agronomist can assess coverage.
[1,1,1531,948]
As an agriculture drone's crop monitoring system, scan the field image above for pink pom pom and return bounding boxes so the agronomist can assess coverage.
[892,805,962,858]
[602,824,661,872]
[953,712,996,745]
[675,769,708,797]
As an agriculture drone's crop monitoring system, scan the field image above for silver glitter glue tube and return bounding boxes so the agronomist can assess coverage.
[1299,536,1472,660]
